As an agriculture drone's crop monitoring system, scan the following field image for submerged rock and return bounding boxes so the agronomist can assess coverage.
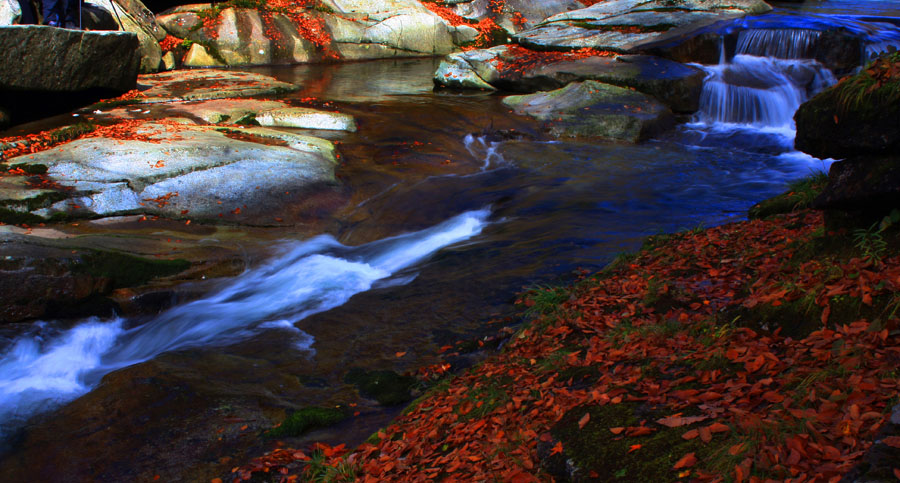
[502,80,675,142]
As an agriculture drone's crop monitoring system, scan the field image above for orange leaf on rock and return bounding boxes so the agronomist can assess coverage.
[395,351,407,358]
[610,427,625,435]
[673,452,697,469]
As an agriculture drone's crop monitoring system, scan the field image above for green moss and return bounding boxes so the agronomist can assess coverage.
[87,98,142,110]
[834,51,900,114]
[233,113,260,126]
[71,251,190,288]
[9,163,48,175]
[0,207,45,225]
[49,122,96,144]
[267,407,347,438]
[344,368,417,406]
[547,402,715,481]
[749,172,829,219]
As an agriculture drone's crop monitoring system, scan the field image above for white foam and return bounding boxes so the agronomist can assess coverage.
[0,208,492,434]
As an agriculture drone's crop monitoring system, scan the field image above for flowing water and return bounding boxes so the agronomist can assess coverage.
[1,2,900,479]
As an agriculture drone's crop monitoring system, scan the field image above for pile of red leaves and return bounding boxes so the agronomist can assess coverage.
[235,209,900,482]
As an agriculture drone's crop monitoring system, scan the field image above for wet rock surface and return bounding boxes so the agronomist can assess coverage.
[513,0,772,52]
[435,47,704,113]
[503,80,675,142]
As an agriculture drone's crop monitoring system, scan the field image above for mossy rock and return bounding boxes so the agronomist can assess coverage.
[749,173,828,220]
[794,51,900,159]
[71,251,190,288]
[540,402,717,482]
[344,368,417,406]
[267,407,347,438]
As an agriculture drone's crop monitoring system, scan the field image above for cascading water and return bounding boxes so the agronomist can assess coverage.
[0,208,491,435]
[692,28,837,136]
[463,133,506,171]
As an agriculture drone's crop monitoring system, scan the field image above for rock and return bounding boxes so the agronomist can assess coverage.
[135,69,299,103]
[435,46,704,113]
[86,0,165,72]
[502,80,675,142]
[182,42,225,67]
[451,0,584,34]
[256,107,357,132]
[794,55,900,159]
[321,0,455,56]
[158,0,455,66]
[161,50,176,71]
[0,0,21,25]
[0,26,139,92]
[513,0,772,52]
[434,45,506,90]
[812,156,900,216]
[5,121,338,222]
[0,236,194,323]
[159,98,288,124]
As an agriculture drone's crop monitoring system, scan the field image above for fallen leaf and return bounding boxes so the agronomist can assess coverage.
[673,452,697,469]
[628,444,642,453]
[682,429,699,440]
[882,436,900,448]
[728,443,745,456]
[610,427,625,435]
[395,351,407,358]
[578,413,590,429]
[550,441,564,455]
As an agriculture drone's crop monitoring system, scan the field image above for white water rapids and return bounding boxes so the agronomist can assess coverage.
[0,208,491,435]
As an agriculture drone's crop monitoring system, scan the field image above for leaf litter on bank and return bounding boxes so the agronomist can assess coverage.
[233,210,900,481]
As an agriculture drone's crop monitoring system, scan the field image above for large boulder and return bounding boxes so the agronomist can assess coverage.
[0,26,140,92]
[795,55,900,159]
[4,121,338,222]
[435,46,705,113]
[801,52,900,224]
[513,0,772,52]
[86,0,165,72]
[812,155,900,214]
[157,0,457,66]
[502,80,675,142]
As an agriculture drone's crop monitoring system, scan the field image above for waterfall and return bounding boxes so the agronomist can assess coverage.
[0,208,492,435]
[736,29,822,59]
[693,28,837,135]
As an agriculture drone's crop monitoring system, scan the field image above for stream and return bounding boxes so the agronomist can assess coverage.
[1,1,899,480]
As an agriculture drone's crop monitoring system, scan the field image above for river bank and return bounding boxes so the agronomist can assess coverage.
[238,178,900,481]
[2,0,900,480]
